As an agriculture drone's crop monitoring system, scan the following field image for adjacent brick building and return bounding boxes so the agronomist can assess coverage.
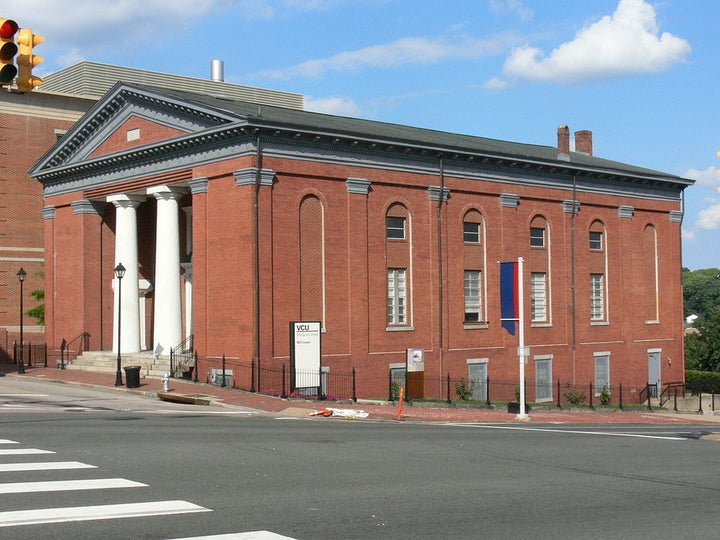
[29,81,693,401]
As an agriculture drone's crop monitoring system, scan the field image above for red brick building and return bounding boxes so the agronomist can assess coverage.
[30,82,693,401]
[0,89,94,361]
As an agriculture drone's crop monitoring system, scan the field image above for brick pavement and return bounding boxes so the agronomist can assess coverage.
[2,364,720,425]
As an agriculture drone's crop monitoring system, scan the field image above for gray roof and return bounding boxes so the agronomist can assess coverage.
[31,82,693,199]
[148,83,692,185]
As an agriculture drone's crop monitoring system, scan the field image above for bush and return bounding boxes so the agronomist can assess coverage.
[564,387,586,405]
[685,370,720,394]
[455,377,472,401]
[600,386,611,405]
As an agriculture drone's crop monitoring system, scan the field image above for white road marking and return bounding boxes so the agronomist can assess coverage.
[0,461,97,472]
[170,532,297,540]
[0,394,49,397]
[0,439,19,444]
[0,500,212,528]
[0,448,55,455]
[446,423,687,440]
[0,478,147,494]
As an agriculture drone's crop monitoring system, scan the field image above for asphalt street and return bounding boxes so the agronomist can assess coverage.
[1,379,719,539]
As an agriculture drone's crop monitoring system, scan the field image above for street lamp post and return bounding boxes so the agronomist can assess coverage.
[16,267,26,374]
[114,262,126,387]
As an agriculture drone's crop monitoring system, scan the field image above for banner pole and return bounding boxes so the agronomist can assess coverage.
[517,256,529,420]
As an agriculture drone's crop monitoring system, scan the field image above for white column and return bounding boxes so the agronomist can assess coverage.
[181,263,193,342]
[148,186,183,356]
[108,194,144,354]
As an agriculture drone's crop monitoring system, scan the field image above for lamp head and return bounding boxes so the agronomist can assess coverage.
[114,262,126,279]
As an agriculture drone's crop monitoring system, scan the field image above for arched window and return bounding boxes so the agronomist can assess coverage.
[463,210,485,325]
[386,204,411,327]
[643,224,659,322]
[300,196,325,324]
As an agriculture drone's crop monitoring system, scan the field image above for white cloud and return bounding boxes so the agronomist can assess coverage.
[683,229,696,242]
[2,0,234,50]
[305,95,362,116]
[494,0,690,85]
[684,165,718,188]
[489,0,533,22]
[252,33,517,79]
[484,76,510,90]
[696,203,720,231]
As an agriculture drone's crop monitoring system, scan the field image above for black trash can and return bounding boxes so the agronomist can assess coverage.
[124,366,141,388]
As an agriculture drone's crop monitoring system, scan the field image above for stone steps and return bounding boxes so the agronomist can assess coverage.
[66,351,172,378]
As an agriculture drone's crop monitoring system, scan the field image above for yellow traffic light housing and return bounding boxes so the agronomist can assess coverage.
[16,27,43,92]
[0,18,18,86]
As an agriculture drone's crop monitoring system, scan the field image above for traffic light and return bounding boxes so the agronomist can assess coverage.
[0,18,18,86]
[16,27,43,92]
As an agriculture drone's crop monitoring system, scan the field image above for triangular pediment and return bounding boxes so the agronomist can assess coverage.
[31,82,242,175]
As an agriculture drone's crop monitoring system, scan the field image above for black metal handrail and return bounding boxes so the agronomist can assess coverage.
[170,335,194,378]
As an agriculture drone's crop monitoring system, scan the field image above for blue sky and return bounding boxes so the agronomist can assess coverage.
[6,0,719,270]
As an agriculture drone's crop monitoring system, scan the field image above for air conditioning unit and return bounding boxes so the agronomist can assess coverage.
[209,369,233,386]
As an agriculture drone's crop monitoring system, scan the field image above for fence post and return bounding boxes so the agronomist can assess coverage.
[250,358,256,392]
[26,342,31,368]
[673,387,678,412]
[698,387,703,414]
[646,384,652,411]
[618,383,623,411]
[193,351,199,383]
[281,364,287,399]
[446,374,451,405]
[318,366,325,401]
[43,344,47,368]
[388,370,393,402]
[589,382,594,410]
[556,379,561,409]
[486,377,491,407]
[352,367,357,403]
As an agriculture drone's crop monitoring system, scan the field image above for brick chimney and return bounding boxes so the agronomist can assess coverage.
[557,125,570,156]
[575,130,593,156]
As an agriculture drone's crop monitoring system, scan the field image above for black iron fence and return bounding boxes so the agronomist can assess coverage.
[198,356,357,402]
[13,341,47,368]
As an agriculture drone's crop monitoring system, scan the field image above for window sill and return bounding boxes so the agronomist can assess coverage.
[645,319,659,325]
[590,321,609,326]
[386,326,414,332]
[531,322,552,328]
[464,322,489,330]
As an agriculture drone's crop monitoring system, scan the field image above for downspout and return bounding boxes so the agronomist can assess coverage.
[437,156,445,382]
[254,131,262,389]
[570,174,577,385]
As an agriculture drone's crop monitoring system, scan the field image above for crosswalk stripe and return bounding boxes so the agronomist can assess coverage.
[169,532,298,539]
[0,500,212,527]
[0,461,97,472]
[0,448,55,456]
[0,440,19,444]
[0,478,147,494]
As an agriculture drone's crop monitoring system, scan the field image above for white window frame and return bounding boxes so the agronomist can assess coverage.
[387,268,407,325]
[463,222,480,243]
[386,216,406,240]
[594,352,610,395]
[530,272,548,322]
[464,270,482,323]
[589,230,603,250]
[530,227,546,248]
[535,355,553,402]
[590,273,605,321]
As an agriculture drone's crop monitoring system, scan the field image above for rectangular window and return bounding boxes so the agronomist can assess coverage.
[589,231,603,250]
[530,227,545,248]
[530,272,547,322]
[463,222,480,243]
[386,217,406,239]
[590,273,605,321]
[535,358,553,402]
[387,268,407,325]
[464,270,482,323]
[594,353,610,394]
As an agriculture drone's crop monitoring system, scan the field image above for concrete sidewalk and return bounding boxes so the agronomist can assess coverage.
[3,363,720,425]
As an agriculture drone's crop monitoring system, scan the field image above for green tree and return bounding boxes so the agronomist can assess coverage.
[683,267,720,320]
